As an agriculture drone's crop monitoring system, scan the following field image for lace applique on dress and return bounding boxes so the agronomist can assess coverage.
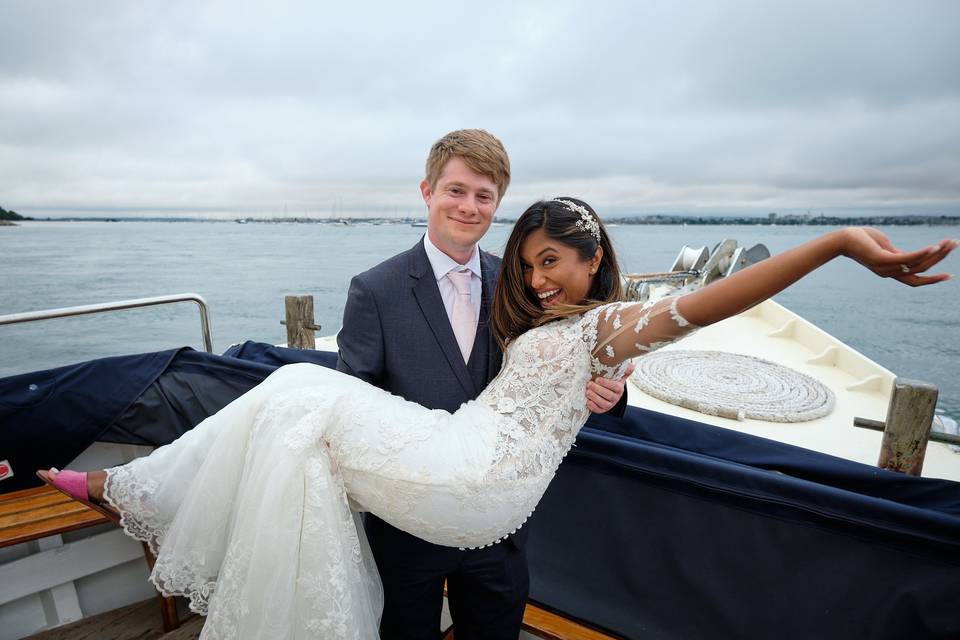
[584,296,699,379]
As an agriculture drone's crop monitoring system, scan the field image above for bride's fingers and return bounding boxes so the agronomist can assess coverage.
[908,243,955,274]
[873,240,952,275]
[586,379,621,413]
[905,240,958,273]
[895,242,955,282]
[878,261,917,277]
[861,237,956,281]
[898,272,952,287]
[587,380,615,403]
[883,244,940,266]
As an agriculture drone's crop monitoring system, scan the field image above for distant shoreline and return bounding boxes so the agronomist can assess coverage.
[17,214,960,226]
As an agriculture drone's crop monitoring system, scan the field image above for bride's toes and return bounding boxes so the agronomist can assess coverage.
[37,468,88,501]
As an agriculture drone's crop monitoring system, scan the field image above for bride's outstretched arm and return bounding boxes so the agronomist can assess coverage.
[676,227,955,328]
[591,228,956,371]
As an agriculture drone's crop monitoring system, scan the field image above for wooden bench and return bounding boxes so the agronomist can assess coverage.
[441,583,616,640]
[519,601,616,640]
[0,485,180,632]
[0,486,110,547]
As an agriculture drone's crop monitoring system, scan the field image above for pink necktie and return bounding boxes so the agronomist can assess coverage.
[447,269,476,364]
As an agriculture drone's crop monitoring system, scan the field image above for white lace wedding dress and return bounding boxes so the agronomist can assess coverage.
[104,298,695,638]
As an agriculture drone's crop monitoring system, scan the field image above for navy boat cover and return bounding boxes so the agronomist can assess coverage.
[0,343,334,492]
[2,343,958,639]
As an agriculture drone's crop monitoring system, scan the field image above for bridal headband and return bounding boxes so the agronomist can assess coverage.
[553,199,602,244]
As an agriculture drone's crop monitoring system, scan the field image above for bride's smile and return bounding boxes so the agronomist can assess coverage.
[520,227,603,309]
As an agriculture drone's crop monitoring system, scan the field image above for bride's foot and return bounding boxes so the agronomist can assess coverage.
[85,470,108,503]
[36,468,120,524]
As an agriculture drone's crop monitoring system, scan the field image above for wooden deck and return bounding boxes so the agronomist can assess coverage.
[22,599,203,640]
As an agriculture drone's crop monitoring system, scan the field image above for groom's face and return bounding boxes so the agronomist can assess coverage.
[420,157,498,262]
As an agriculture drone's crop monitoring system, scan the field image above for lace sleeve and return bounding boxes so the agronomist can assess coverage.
[584,296,699,378]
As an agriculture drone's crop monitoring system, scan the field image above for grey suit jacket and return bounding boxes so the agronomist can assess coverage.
[336,237,502,416]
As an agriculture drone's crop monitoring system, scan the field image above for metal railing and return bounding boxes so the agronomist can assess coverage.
[0,293,213,353]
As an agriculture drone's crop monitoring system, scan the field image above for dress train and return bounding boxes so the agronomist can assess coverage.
[106,365,383,639]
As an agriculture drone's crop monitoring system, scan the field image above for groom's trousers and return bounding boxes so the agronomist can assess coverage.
[365,514,529,640]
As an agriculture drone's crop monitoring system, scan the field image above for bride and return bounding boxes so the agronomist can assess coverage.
[39,198,956,638]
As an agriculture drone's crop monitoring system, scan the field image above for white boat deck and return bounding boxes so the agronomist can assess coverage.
[623,298,959,481]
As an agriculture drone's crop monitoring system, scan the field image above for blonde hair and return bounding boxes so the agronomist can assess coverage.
[425,129,511,203]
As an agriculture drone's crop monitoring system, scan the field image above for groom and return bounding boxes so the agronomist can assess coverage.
[336,129,628,639]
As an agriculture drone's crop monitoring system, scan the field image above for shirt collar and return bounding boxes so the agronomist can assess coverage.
[423,233,481,281]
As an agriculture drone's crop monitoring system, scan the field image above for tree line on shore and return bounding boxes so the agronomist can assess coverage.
[2,205,957,226]
[0,206,31,222]
[600,213,960,226]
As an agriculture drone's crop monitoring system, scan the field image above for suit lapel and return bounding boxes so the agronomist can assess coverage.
[409,240,476,397]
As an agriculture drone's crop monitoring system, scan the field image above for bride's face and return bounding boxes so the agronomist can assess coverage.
[519,228,602,308]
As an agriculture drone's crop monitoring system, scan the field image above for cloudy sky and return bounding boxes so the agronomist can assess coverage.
[1,0,958,218]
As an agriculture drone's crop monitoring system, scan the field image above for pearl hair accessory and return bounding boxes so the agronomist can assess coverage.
[553,199,601,244]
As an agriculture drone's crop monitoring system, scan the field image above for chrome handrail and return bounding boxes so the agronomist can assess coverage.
[0,293,213,353]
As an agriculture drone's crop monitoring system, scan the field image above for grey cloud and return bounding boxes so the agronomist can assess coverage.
[1,0,958,217]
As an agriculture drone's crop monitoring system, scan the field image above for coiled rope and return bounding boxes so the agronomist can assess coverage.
[630,350,835,422]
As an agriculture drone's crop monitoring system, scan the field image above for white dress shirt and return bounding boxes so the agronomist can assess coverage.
[423,234,482,327]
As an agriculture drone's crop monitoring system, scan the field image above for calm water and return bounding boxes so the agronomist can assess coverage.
[2,220,958,418]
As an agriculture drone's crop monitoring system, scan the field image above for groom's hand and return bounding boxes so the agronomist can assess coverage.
[586,363,635,414]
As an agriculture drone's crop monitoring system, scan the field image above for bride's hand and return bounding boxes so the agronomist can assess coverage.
[586,363,635,414]
[839,227,957,286]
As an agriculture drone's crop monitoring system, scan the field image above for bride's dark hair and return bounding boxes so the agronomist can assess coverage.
[491,198,622,350]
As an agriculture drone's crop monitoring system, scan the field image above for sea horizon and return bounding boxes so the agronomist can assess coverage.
[3,213,959,226]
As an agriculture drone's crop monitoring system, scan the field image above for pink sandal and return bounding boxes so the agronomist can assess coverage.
[36,468,121,525]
